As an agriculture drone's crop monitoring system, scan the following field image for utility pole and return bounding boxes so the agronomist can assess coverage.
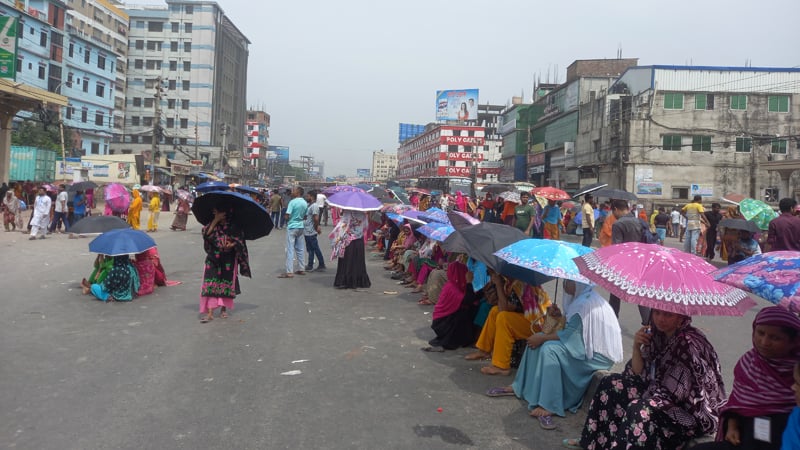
[219,123,228,173]
[151,76,163,185]
[194,114,199,160]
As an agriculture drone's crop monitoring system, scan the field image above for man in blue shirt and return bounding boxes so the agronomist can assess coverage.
[541,199,564,240]
[279,186,308,278]
[72,190,86,223]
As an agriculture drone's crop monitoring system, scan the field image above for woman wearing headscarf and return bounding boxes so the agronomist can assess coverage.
[81,254,113,295]
[88,255,140,302]
[127,189,143,230]
[134,248,168,296]
[423,259,478,351]
[147,191,161,232]
[199,206,250,323]
[330,209,371,289]
[720,205,743,261]
[488,280,623,431]
[3,190,19,231]
[563,309,726,450]
[170,196,190,231]
[693,307,800,450]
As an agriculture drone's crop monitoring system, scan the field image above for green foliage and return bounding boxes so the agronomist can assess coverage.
[11,120,63,151]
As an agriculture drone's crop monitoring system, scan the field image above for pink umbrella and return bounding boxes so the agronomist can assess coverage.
[139,184,163,193]
[531,186,571,201]
[574,242,755,316]
[104,183,131,214]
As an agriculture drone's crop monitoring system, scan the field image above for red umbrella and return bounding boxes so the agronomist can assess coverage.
[560,201,576,210]
[531,186,571,201]
[721,193,746,205]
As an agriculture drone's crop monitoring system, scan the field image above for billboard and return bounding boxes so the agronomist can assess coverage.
[398,123,426,143]
[267,145,289,161]
[356,169,371,178]
[436,89,479,122]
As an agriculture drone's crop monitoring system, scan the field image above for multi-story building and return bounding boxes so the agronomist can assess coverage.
[474,103,504,184]
[397,124,496,182]
[575,65,800,205]
[245,109,269,181]
[497,100,544,182]
[121,0,249,172]
[370,149,396,182]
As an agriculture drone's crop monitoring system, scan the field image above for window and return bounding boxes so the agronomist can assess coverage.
[672,187,689,200]
[185,23,192,33]
[37,65,45,79]
[167,99,176,109]
[40,31,47,46]
[134,59,143,69]
[694,94,714,110]
[91,142,100,154]
[662,135,682,150]
[182,80,190,91]
[65,107,72,120]
[144,98,154,108]
[768,95,790,113]
[135,40,144,50]
[145,60,159,70]
[170,41,178,52]
[663,93,683,109]
[181,99,189,110]
[183,61,190,71]
[96,83,105,97]
[95,112,104,126]
[730,95,747,110]
[68,43,74,57]
[692,136,711,152]
[184,42,191,52]
[84,49,90,64]
[81,108,87,123]
[735,137,752,152]
[166,117,175,128]
[180,118,188,129]
[771,139,788,154]
[146,41,161,51]
[131,116,140,126]
[185,5,193,14]
[171,22,179,33]
[143,117,153,127]
[168,79,176,90]
[169,60,177,71]
[132,97,142,107]
[147,21,163,32]
[82,77,89,93]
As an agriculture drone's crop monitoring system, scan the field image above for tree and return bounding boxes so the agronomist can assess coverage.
[11,120,62,151]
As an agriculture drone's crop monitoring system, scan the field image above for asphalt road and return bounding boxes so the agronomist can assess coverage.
[0,214,757,450]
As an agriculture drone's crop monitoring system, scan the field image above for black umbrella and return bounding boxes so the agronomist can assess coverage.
[67,181,98,192]
[572,182,608,199]
[481,184,517,194]
[719,218,761,234]
[192,191,273,240]
[594,188,638,201]
[442,229,471,254]
[367,187,388,198]
[69,215,130,234]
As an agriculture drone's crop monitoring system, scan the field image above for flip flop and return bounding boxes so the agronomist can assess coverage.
[562,438,581,449]
[420,346,445,353]
[200,316,212,323]
[538,415,556,430]
[485,387,515,397]
[277,274,294,279]
[418,299,434,305]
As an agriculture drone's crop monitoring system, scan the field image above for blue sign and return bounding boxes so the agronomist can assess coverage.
[356,169,371,178]
[267,145,290,161]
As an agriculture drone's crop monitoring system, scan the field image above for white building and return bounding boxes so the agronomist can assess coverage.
[371,149,397,182]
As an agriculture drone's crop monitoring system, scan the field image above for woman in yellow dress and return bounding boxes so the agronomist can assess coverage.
[147,191,161,232]
[127,189,143,230]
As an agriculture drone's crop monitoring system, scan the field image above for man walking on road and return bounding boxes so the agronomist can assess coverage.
[681,195,708,255]
[669,207,681,238]
[303,190,326,272]
[581,194,595,247]
[703,202,722,260]
[30,187,51,240]
[269,190,283,230]
[767,197,800,252]
[48,184,69,233]
[279,187,307,278]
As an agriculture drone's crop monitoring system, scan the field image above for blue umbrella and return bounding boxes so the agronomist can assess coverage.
[711,251,800,312]
[192,191,272,240]
[418,222,455,242]
[419,207,449,224]
[327,191,382,212]
[386,212,405,225]
[494,239,595,284]
[196,181,230,193]
[234,185,262,197]
[400,210,428,224]
[88,228,156,256]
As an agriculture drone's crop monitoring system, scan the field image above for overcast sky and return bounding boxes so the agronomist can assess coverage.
[216,0,799,177]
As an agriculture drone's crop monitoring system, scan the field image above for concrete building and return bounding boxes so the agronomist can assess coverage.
[370,149,396,182]
[475,103,504,184]
[121,0,249,176]
[245,109,269,182]
[497,99,544,182]
[575,65,800,205]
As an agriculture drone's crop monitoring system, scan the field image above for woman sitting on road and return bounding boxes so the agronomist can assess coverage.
[562,309,726,450]
[692,306,800,450]
[423,259,479,351]
[81,254,113,295]
[487,280,623,431]
[87,255,141,302]
[134,247,168,296]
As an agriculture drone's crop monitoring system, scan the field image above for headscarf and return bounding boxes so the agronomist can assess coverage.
[455,192,467,212]
[432,261,468,320]
[467,257,489,292]
[562,282,623,362]
[509,280,551,328]
[103,255,134,299]
[402,224,417,249]
[3,191,19,212]
[639,315,726,436]
[328,210,366,260]
[718,306,800,421]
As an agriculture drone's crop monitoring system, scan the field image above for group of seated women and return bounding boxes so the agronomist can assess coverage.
[81,248,167,302]
[371,214,800,450]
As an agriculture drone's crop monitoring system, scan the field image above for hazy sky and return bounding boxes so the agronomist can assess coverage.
[216,0,799,177]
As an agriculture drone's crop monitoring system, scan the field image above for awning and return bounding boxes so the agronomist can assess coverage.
[156,167,174,176]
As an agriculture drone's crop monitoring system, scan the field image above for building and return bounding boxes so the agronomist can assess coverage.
[245,108,269,182]
[370,149,396,182]
[475,103,504,184]
[497,99,544,182]
[575,65,800,205]
[121,0,249,177]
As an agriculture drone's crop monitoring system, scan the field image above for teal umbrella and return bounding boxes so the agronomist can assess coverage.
[739,198,778,231]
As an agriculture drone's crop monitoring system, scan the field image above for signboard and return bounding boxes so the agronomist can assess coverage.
[436,89,479,122]
[356,169,371,178]
[440,152,484,162]
[690,183,714,197]
[436,166,501,177]
[398,123,426,143]
[92,165,109,177]
[636,181,663,196]
[440,136,485,146]
[267,145,289,161]
[0,17,18,79]
[58,157,82,175]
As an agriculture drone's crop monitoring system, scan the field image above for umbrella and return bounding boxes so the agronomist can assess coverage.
[196,181,230,193]
[419,207,449,224]
[531,186,571,201]
[381,204,414,214]
[322,185,364,195]
[388,186,410,204]
[497,191,521,204]
[594,188,637,201]
[481,184,516,194]
[447,211,480,228]
[67,180,97,192]
[513,182,537,192]
[494,239,595,284]
[191,191,273,240]
[572,182,609,198]
[442,229,471,254]
[42,183,58,193]
[385,212,405,225]
[560,201,576,210]
[326,190,383,212]
[721,193,747,205]
[367,186,388,198]
[235,185,263,198]
[400,210,428,225]
[739,198,777,231]
[104,183,130,214]
[408,187,431,195]
[355,183,374,191]
[711,251,800,312]
[719,218,761,234]
[69,215,130,234]
[139,184,163,193]
[418,222,455,242]
[574,242,755,316]
[379,196,401,205]
[176,189,192,202]
[447,222,528,275]
[89,228,156,256]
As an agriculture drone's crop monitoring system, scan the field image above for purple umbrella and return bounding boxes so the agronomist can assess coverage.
[326,190,382,212]
[322,185,364,195]
[400,210,428,224]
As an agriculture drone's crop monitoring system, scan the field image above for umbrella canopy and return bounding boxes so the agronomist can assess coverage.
[721,193,747,205]
[408,187,431,195]
[400,210,428,225]
[447,222,529,275]
[531,186,571,201]
[711,251,800,312]
[572,182,609,199]
[139,184,163,193]
[594,188,637,201]
[385,212,405,225]
[196,181,231,193]
[67,180,97,192]
[191,191,273,240]
[70,215,130,234]
[367,186,388,198]
[739,198,777,231]
[418,222,455,242]
[381,203,415,214]
[497,191,521,204]
[234,185,264,199]
[419,207,449,224]
[322,185,364,195]
[41,183,58,193]
[481,184,516,194]
[354,183,374,191]
[560,201,576,210]
[88,228,156,256]
[719,218,761,234]
[104,183,130,214]
[387,186,410,204]
[494,239,595,284]
[326,190,383,212]
[175,189,192,202]
[447,211,480,228]
[442,229,471,254]
[574,242,755,316]
[379,196,401,205]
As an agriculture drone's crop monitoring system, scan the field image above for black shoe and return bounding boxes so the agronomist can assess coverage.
[305,266,313,272]
[314,266,326,272]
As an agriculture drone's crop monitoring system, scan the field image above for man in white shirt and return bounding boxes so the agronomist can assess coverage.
[669,207,681,239]
[30,186,52,240]
[49,184,70,233]
[315,192,328,226]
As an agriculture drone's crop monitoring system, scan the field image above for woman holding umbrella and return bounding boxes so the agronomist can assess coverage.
[330,209,371,289]
[170,192,191,231]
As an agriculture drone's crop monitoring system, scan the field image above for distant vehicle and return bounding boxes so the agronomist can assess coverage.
[416,176,472,195]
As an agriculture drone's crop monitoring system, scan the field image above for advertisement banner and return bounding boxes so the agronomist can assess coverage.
[437,166,500,177]
[356,169,371,178]
[58,157,82,176]
[267,145,289,161]
[92,165,109,178]
[436,89,479,122]
[117,162,132,180]
[0,17,18,79]
[439,136,485,146]
[636,181,663,196]
[690,184,714,197]
[439,152,484,162]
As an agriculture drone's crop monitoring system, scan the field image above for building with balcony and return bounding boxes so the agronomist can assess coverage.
[245,109,269,181]
[370,149,396,182]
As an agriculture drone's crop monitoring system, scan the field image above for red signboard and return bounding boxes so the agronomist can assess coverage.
[436,166,502,176]
[439,152,484,162]
[440,136,485,146]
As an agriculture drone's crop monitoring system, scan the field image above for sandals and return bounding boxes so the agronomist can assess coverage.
[538,415,556,430]
[420,346,445,353]
[277,273,294,279]
[485,387,515,397]
[295,271,306,276]
[200,315,213,323]
[562,438,581,449]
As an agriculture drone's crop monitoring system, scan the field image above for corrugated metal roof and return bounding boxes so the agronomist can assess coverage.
[613,65,800,95]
